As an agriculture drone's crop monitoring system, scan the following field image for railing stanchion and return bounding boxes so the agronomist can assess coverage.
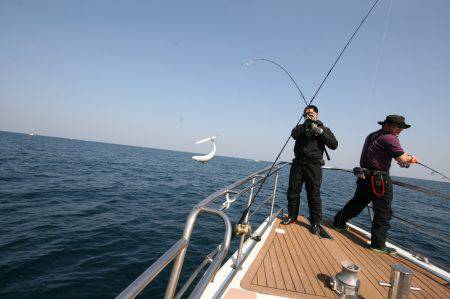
[270,167,280,219]
[164,208,202,299]
[234,177,256,269]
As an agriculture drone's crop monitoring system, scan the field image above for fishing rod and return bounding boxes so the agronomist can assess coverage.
[246,58,308,105]
[235,0,384,228]
[416,162,449,181]
[323,166,450,200]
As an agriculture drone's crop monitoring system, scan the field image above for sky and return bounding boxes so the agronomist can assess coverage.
[1,0,449,181]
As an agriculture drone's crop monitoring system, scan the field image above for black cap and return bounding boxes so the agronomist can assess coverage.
[378,115,411,129]
[304,105,318,113]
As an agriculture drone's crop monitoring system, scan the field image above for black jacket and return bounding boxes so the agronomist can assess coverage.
[291,120,338,163]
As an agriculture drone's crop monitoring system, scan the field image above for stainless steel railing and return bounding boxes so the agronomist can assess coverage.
[117,161,290,299]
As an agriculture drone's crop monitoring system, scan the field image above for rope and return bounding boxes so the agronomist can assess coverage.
[235,0,384,230]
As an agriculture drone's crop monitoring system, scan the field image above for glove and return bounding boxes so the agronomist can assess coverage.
[311,123,323,135]
[304,118,313,127]
[398,161,410,168]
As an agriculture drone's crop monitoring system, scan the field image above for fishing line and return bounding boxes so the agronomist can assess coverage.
[416,162,449,181]
[309,0,382,103]
[366,0,393,112]
[235,0,384,229]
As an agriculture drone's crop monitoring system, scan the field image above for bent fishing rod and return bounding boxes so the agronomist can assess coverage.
[247,58,331,161]
[246,58,308,106]
[235,0,383,228]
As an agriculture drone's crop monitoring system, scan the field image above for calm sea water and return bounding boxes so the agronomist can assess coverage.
[1,131,448,298]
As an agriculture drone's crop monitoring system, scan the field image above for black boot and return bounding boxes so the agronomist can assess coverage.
[281,217,297,225]
[370,246,396,255]
[333,211,347,231]
[310,223,320,235]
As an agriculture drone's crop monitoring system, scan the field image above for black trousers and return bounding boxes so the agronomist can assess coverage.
[334,176,393,248]
[286,160,323,224]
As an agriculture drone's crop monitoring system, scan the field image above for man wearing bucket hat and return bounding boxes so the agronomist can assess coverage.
[333,115,419,254]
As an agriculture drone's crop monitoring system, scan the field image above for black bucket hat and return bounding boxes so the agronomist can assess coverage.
[378,115,411,129]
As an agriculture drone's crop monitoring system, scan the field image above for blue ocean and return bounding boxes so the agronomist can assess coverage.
[0,131,448,298]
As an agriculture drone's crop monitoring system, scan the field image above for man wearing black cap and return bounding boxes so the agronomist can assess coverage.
[333,115,418,254]
[281,105,338,235]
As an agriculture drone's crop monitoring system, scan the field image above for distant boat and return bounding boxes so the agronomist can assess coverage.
[29,133,35,136]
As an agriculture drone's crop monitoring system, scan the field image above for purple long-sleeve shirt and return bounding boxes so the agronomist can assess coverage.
[360,130,404,172]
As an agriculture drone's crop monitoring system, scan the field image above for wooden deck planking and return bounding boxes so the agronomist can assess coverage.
[372,247,447,298]
[286,224,329,297]
[269,242,286,290]
[240,217,449,298]
[257,262,266,287]
[330,228,391,297]
[281,228,315,294]
[294,222,339,275]
[263,251,277,288]
[335,231,412,296]
[330,227,445,299]
[360,239,448,299]
[327,224,439,299]
[276,232,306,293]
[290,223,336,297]
[319,231,384,298]
[326,224,438,299]
[273,236,297,292]
[398,257,449,298]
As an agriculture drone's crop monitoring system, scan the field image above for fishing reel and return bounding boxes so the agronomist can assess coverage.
[303,118,322,136]
[234,223,262,242]
[235,223,252,236]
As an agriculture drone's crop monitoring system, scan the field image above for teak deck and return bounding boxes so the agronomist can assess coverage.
[240,217,449,298]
